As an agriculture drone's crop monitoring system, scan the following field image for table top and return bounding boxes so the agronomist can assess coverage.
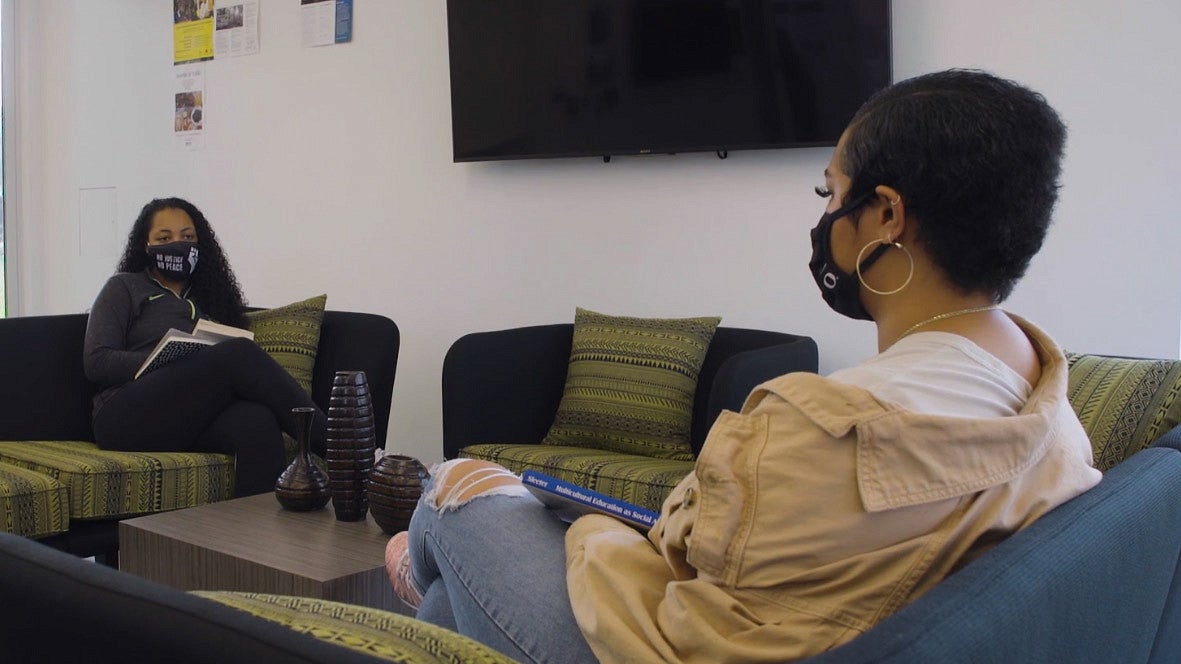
[120,493,394,582]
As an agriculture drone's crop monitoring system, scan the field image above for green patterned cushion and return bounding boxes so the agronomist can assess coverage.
[542,308,720,460]
[1066,353,1181,471]
[462,443,692,512]
[0,441,233,519]
[195,592,518,664]
[245,294,328,394]
[0,463,68,538]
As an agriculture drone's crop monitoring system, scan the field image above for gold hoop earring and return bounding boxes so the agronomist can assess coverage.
[856,238,913,296]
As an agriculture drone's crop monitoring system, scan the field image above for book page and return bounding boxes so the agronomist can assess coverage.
[192,318,254,341]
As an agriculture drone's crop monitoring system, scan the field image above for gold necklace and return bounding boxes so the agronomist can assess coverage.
[898,304,1000,339]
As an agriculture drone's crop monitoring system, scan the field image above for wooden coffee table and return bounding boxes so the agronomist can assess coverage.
[119,493,406,614]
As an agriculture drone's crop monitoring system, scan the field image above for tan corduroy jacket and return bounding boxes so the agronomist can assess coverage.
[565,318,1102,663]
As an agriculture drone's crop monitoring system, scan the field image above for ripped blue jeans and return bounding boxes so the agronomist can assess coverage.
[407,459,598,664]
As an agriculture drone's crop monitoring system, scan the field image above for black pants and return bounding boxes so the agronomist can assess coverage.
[93,338,327,497]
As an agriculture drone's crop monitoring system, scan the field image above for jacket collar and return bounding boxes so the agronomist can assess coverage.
[144,268,192,299]
[750,315,1074,512]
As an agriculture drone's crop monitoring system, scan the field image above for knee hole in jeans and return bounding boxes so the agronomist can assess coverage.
[423,459,530,512]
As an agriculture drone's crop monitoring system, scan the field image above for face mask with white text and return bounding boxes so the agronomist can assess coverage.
[147,241,199,279]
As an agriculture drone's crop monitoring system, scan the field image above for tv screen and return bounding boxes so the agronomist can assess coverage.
[446,0,892,162]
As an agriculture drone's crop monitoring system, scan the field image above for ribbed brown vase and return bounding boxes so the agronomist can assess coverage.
[274,407,331,511]
[366,455,429,535]
[326,370,378,521]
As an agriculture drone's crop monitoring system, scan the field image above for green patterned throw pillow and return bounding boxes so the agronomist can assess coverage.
[542,308,721,460]
[245,294,328,394]
[1066,352,1181,471]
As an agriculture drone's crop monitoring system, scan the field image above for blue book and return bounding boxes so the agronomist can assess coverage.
[520,469,660,530]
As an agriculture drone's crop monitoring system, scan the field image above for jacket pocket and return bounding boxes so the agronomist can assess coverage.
[686,410,769,585]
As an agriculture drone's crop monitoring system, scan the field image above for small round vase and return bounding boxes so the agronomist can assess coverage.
[274,407,332,511]
[365,455,429,535]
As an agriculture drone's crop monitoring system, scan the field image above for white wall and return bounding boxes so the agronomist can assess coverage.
[9,0,1181,464]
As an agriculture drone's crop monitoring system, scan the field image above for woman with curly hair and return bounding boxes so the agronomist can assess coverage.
[83,197,326,496]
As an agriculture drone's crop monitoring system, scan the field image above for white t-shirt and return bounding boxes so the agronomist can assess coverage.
[827,331,1033,418]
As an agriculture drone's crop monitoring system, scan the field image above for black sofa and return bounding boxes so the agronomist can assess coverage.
[0,309,399,561]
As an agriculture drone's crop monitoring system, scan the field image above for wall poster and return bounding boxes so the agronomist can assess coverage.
[174,66,205,151]
[173,0,214,65]
[214,1,260,59]
[301,0,353,47]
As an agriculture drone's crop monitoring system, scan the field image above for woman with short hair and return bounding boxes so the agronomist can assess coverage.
[388,69,1102,663]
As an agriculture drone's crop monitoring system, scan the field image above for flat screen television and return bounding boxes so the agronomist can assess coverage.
[446,0,892,162]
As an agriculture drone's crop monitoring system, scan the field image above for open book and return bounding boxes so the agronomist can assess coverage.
[134,319,255,379]
[521,469,660,530]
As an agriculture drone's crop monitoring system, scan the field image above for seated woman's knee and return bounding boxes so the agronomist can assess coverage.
[427,459,522,509]
[203,336,268,368]
[199,336,248,361]
[211,336,257,355]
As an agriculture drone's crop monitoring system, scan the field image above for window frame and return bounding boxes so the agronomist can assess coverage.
[1,0,18,316]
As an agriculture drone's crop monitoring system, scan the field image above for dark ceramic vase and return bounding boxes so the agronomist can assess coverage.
[274,407,332,511]
[326,370,377,522]
[365,454,429,535]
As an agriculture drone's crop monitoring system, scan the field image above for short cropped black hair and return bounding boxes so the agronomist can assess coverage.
[841,69,1067,301]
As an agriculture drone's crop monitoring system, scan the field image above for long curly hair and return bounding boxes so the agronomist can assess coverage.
[116,197,248,327]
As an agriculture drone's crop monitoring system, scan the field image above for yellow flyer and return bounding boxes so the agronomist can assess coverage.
[173,1,215,65]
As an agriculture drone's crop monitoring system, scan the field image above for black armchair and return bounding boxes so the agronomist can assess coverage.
[441,324,819,460]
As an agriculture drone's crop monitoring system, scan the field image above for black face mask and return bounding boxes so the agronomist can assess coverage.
[807,191,889,321]
[147,241,199,279]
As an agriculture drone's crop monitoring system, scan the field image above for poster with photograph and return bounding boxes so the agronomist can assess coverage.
[174,67,205,150]
[173,0,215,65]
[301,0,353,47]
[214,1,259,59]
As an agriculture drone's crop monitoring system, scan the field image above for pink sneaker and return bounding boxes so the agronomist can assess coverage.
[385,531,423,609]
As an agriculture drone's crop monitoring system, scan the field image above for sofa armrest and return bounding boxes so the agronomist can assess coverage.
[801,446,1181,663]
[0,313,96,441]
[1152,424,1181,455]
[442,325,574,460]
[312,311,400,448]
[695,337,819,456]
[0,532,384,664]
[1149,416,1181,662]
